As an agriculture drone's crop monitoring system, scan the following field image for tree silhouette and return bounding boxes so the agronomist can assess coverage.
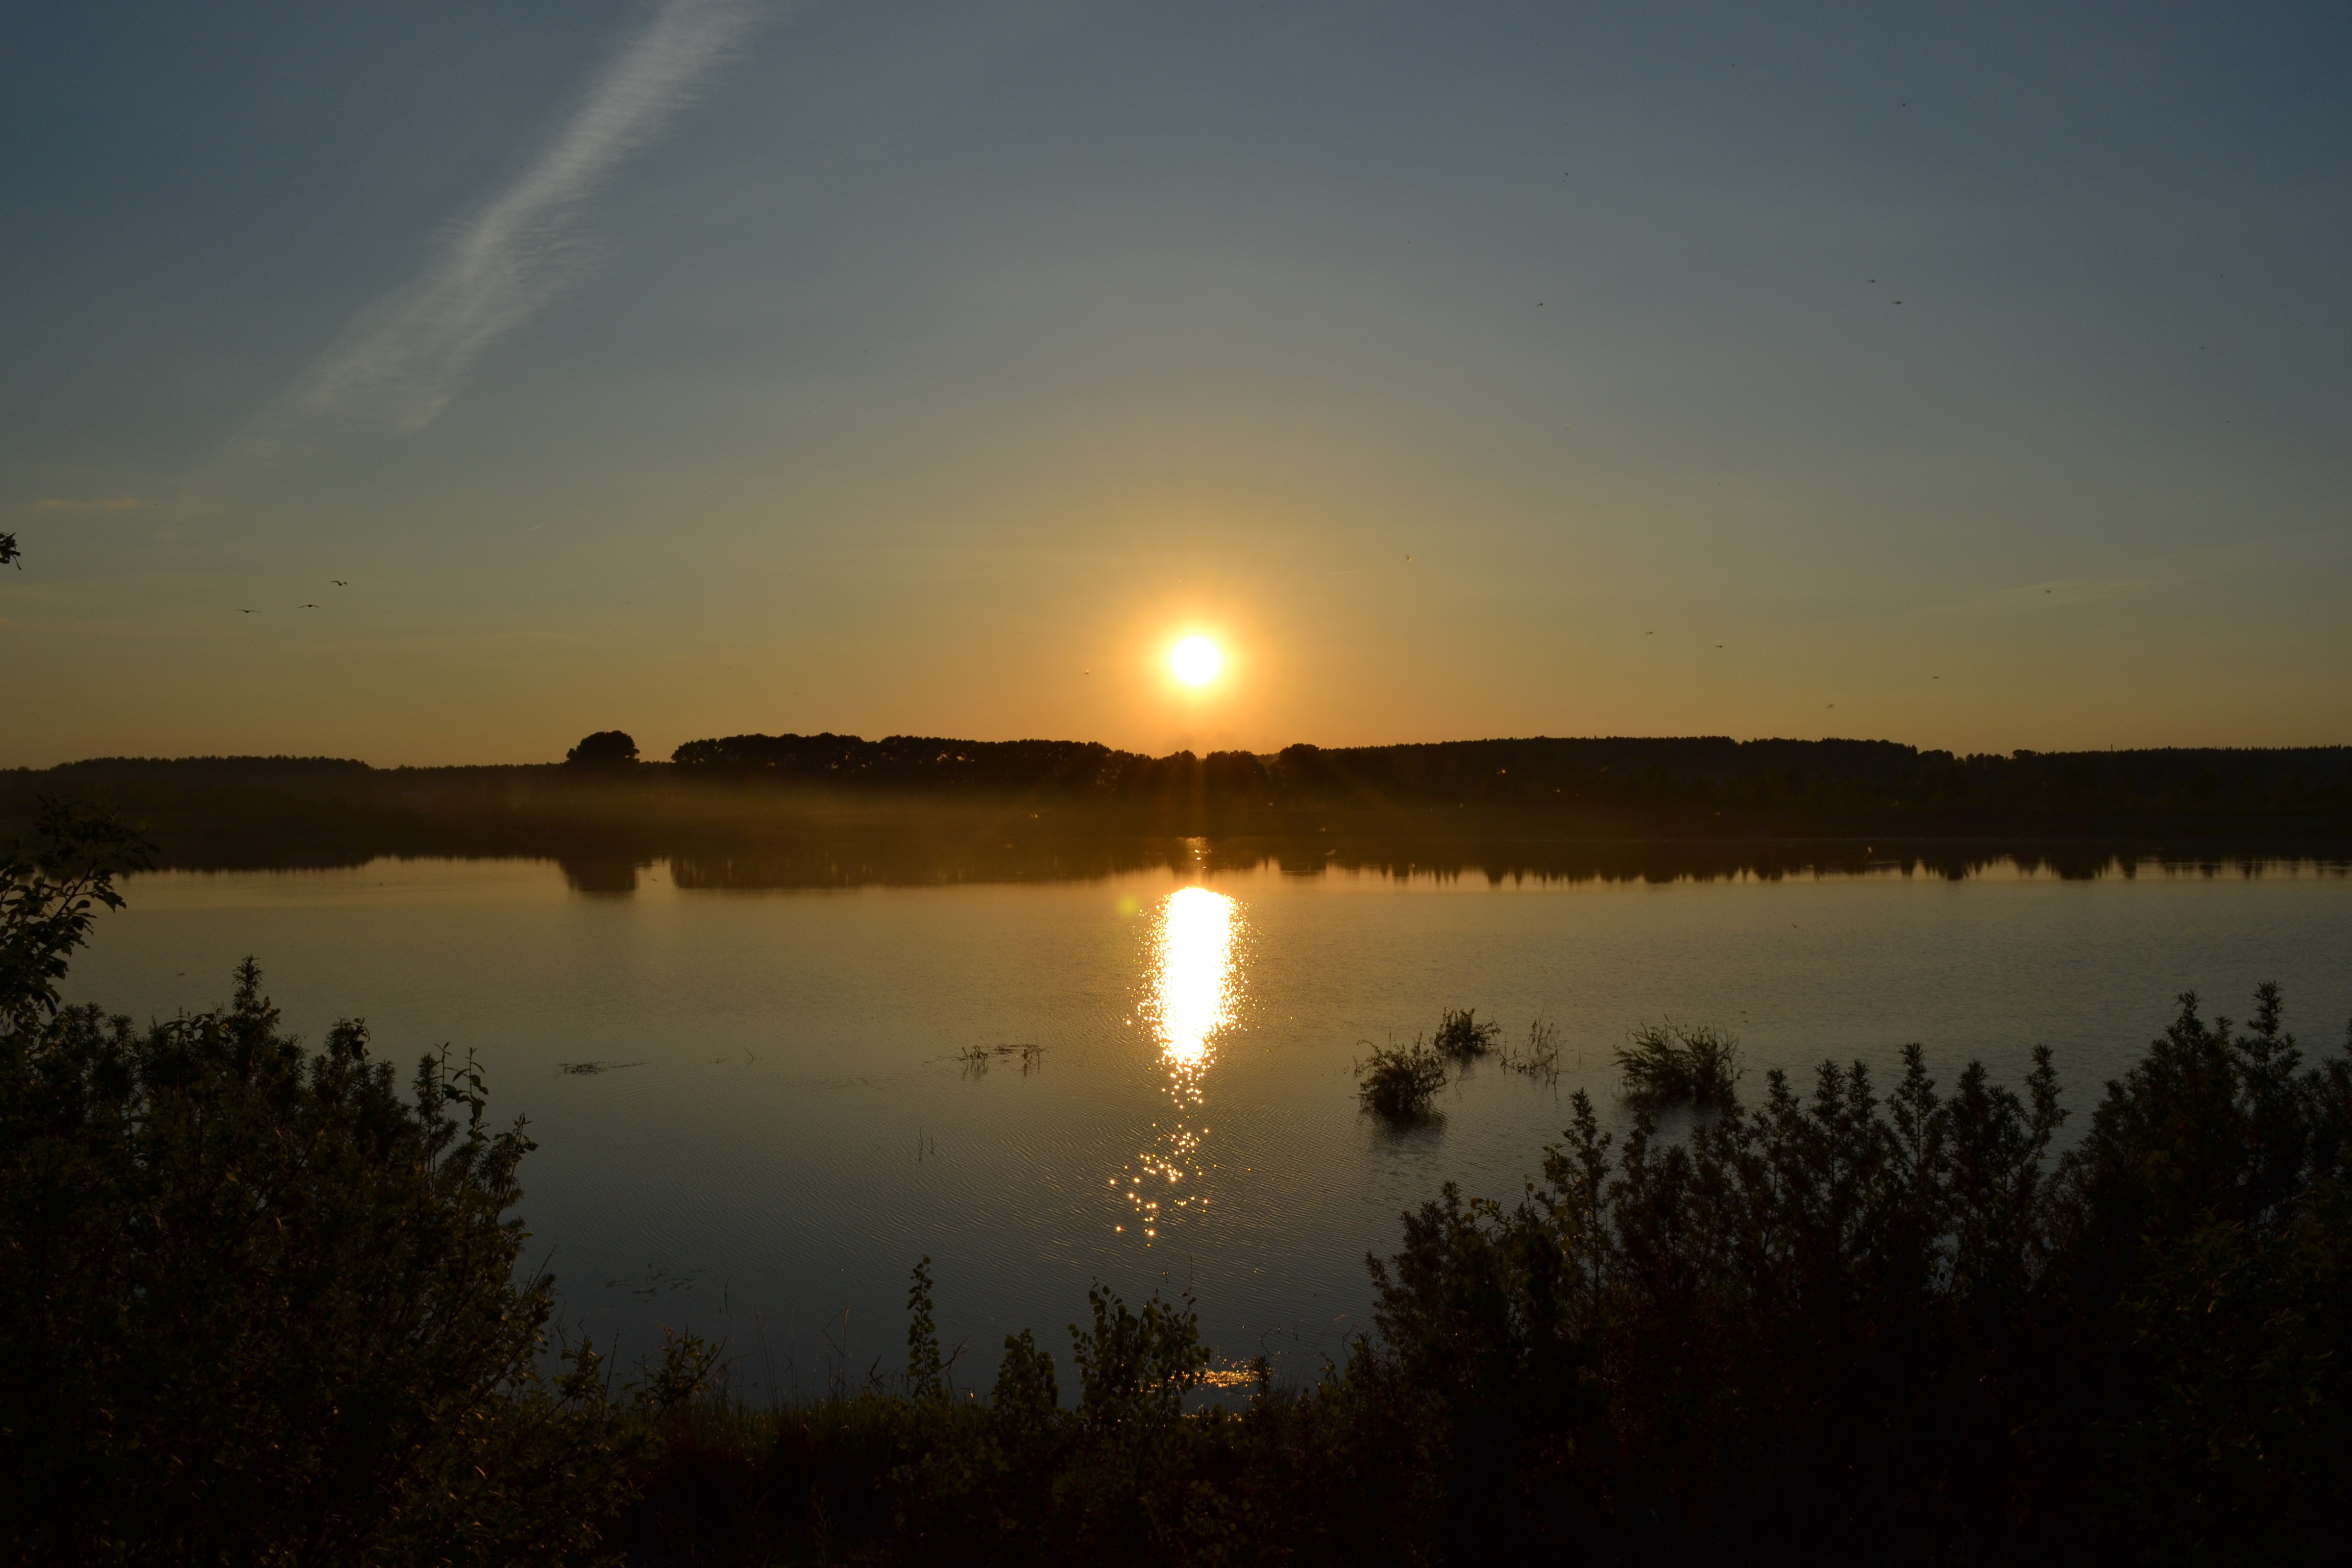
[565,730,639,767]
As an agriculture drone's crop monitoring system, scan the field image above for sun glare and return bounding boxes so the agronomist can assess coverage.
[1170,635,1222,687]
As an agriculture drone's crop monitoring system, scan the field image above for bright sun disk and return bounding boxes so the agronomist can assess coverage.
[1170,636,1222,686]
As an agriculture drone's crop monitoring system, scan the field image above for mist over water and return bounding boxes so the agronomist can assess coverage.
[66,851,2352,1393]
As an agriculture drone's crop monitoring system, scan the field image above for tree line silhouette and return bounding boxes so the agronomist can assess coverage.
[6,733,2349,871]
[670,730,2352,818]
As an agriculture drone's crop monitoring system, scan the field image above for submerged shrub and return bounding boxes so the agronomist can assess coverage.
[1615,1019,1742,1108]
[1357,1038,1449,1120]
[1431,1006,1502,1063]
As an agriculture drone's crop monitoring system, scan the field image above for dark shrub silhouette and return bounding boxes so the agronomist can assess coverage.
[1357,1037,1449,1120]
[1431,1006,1501,1063]
[1614,1019,1743,1109]
[1,808,634,1564]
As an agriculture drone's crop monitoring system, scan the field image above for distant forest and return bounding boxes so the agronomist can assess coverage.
[666,730,2352,818]
[4,732,2348,876]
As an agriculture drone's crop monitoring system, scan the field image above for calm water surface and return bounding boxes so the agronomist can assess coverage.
[67,853,2352,1393]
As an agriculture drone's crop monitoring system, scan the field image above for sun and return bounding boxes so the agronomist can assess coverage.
[1169,635,1222,687]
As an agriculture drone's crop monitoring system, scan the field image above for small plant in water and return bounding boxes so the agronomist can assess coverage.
[1501,1014,1562,1086]
[1616,1019,1742,1109]
[1431,1007,1502,1063]
[1356,1037,1449,1120]
[957,1042,1045,1075]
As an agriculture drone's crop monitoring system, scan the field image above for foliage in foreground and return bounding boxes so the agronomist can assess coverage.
[7,801,2350,1564]
[1,803,640,1564]
[619,990,2352,1566]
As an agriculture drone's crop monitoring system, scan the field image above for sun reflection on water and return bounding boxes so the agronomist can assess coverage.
[1116,887,1242,1239]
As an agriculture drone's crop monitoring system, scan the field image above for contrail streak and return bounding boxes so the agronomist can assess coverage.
[237,0,757,460]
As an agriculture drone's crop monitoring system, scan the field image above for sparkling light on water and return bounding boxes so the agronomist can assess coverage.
[1118,887,1242,1238]
[1151,886,1238,1078]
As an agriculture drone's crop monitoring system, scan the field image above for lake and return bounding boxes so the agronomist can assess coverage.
[65,848,2352,1396]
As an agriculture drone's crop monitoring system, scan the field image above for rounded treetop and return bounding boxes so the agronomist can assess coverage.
[565,730,639,767]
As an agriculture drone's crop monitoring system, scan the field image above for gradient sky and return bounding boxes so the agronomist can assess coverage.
[4,1,2348,766]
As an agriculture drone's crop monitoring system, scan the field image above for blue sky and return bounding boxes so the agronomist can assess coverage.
[4,1,2347,764]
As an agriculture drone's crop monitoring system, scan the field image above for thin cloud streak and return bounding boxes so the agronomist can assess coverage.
[236,0,758,462]
[1938,575,2166,618]
[35,496,148,513]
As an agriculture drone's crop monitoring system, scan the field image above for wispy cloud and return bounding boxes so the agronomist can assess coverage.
[1939,574,2166,618]
[35,495,148,513]
[233,0,758,462]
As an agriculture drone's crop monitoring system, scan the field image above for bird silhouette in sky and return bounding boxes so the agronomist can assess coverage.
[300,603,320,609]
[332,579,348,586]
[237,608,255,614]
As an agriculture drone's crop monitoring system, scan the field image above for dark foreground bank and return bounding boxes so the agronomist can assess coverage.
[4,803,2349,1565]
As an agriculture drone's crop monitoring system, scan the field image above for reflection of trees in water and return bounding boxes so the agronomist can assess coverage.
[42,829,2352,887]
[0,758,2341,884]
[559,855,641,894]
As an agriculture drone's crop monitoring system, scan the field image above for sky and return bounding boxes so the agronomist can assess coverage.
[3,0,2348,767]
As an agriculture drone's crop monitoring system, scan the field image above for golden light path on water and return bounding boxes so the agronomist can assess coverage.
[1117,887,1242,1239]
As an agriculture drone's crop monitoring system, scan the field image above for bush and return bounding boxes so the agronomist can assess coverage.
[1356,1038,1449,1120]
[1,806,636,1564]
[1351,989,2352,1563]
[0,964,638,1565]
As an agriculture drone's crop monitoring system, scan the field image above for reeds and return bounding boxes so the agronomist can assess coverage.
[958,1042,1046,1074]
[1500,1014,1562,1086]
[1431,1007,1502,1063]
[1614,1020,1742,1109]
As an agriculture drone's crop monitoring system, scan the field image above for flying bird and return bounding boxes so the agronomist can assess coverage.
[237,608,255,614]
[300,603,320,609]
[332,579,348,586]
